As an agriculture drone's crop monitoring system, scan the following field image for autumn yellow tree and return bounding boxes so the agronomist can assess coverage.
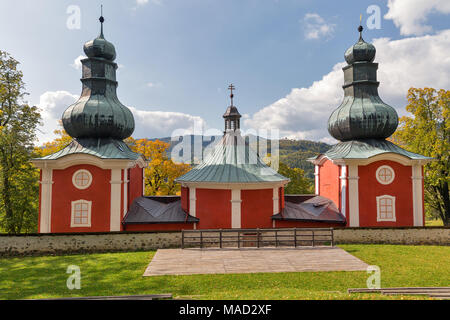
[33,129,72,157]
[392,88,449,226]
[126,138,191,196]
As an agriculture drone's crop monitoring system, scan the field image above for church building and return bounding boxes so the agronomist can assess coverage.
[309,25,432,227]
[32,17,430,233]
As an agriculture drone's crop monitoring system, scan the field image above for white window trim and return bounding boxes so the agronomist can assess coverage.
[376,165,395,185]
[376,195,396,222]
[72,169,93,190]
[71,199,92,227]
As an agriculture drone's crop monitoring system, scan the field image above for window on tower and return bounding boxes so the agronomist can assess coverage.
[376,195,396,222]
[71,200,92,227]
[72,169,93,190]
[376,165,395,185]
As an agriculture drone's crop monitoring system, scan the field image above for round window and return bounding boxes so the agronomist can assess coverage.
[376,165,395,185]
[72,169,93,190]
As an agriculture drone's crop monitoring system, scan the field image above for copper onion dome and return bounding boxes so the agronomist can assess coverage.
[327,25,398,141]
[62,14,134,140]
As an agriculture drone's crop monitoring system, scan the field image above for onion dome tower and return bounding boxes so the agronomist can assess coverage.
[62,14,135,142]
[32,11,146,234]
[327,24,398,141]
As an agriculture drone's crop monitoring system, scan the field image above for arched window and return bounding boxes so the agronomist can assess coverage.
[72,169,92,190]
[376,195,396,222]
[71,200,92,227]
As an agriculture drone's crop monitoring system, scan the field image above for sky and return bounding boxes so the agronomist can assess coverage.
[0,0,449,144]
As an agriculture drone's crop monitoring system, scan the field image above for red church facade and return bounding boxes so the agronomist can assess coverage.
[32,18,431,234]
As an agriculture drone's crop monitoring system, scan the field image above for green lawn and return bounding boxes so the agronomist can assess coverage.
[0,245,449,300]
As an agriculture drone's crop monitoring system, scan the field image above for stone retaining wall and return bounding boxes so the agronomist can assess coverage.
[0,227,448,256]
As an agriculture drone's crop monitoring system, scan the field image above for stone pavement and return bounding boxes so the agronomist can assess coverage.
[143,247,369,276]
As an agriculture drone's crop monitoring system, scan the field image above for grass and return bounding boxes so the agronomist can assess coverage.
[0,244,449,300]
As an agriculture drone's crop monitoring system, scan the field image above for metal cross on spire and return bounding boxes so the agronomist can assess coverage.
[228,83,235,106]
[358,14,363,39]
[99,4,105,37]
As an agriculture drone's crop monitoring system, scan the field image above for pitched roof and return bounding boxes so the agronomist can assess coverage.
[310,139,431,161]
[34,138,142,161]
[272,195,346,224]
[176,132,289,184]
[123,196,198,224]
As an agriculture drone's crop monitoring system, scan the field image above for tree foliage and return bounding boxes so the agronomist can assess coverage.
[278,161,314,194]
[0,51,41,234]
[392,87,450,226]
[33,129,72,157]
[126,137,191,196]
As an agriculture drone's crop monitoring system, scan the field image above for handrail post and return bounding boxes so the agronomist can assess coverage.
[312,230,315,247]
[294,228,297,248]
[331,228,334,247]
[257,228,260,248]
[275,230,278,247]
[237,231,240,248]
[220,229,223,249]
[200,231,203,249]
[181,229,184,249]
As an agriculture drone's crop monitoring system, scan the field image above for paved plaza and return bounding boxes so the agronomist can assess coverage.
[143,247,369,276]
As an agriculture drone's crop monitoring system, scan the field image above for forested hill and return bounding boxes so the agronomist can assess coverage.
[149,136,332,179]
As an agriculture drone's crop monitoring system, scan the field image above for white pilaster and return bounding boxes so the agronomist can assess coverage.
[340,165,347,219]
[110,169,122,231]
[272,187,279,214]
[314,165,320,195]
[348,164,359,227]
[231,189,242,229]
[39,168,53,233]
[189,187,197,229]
[412,165,424,226]
[123,169,128,218]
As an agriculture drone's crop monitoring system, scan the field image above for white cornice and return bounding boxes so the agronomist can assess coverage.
[31,154,147,170]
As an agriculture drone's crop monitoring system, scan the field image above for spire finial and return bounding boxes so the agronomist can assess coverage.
[99,5,105,38]
[358,14,363,40]
[228,83,235,106]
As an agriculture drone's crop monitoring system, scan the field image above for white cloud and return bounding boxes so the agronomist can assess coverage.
[244,30,450,142]
[36,91,78,143]
[384,0,450,36]
[303,13,335,40]
[70,55,86,70]
[135,0,162,6]
[129,107,206,138]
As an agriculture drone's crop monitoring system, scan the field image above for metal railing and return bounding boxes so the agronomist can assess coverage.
[181,228,334,249]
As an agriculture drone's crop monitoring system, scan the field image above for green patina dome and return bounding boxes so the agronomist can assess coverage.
[83,16,116,61]
[344,26,376,64]
[62,15,134,140]
[328,25,398,141]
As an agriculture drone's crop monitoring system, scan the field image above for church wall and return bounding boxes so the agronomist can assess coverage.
[128,166,144,208]
[241,189,273,228]
[358,160,414,227]
[318,159,340,207]
[181,186,189,213]
[51,164,112,233]
[196,188,231,229]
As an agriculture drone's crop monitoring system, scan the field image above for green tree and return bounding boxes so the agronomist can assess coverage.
[392,87,449,226]
[278,161,314,194]
[0,51,41,233]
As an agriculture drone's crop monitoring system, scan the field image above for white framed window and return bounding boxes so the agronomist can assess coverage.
[72,169,92,190]
[376,165,395,185]
[376,195,396,222]
[71,200,92,227]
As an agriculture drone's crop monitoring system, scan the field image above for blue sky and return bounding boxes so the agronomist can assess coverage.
[1,0,449,143]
